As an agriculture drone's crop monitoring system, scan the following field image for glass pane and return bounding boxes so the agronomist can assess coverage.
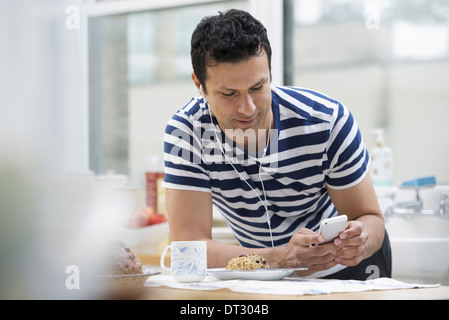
[285,0,449,184]
[88,1,249,185]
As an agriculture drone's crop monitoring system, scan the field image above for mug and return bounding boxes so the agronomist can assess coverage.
[160,241,207,282]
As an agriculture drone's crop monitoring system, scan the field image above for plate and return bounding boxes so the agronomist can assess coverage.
[207,268,307,281]
[98,269,160,287]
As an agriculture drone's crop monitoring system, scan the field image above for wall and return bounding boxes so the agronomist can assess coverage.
[389,61,449,184]
[291,21,449,185]
[129,81,197,186]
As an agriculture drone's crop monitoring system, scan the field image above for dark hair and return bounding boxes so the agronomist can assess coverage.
[190,9,272,91]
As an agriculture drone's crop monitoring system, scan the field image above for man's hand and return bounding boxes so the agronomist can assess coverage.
[277,228,339,276]
[327,174,385,263]
[333,220,368,266]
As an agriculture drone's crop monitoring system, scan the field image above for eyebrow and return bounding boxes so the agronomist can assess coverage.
[218,77,267,91]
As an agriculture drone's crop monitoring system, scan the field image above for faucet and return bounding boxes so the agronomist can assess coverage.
[440,192,449,216]
[384,188,449,220]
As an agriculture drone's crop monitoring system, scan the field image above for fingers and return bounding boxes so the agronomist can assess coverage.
[333,221,368,266]
[291,250,338,276]
[334,221,367,247]
[287,221,370,270]
[293,228,325,246]
[338,221,363,240]
[298,242,340,270]
[335,253,364,266]
[294,257,338,276]
[284,229,339,272]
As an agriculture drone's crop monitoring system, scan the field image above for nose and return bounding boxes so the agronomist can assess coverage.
[237,93,257,116]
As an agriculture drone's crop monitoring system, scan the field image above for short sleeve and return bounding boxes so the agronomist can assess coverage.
[324,103,370,189]
[162,111,211,193]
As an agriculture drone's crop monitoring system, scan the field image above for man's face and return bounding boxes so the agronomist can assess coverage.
[196,50,272,150]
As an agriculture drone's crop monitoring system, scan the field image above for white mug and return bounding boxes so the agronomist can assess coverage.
[160,241,207,282]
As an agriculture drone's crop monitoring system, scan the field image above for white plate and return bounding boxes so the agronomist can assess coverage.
[207,268,307,281]
[98,268,161,279]
[97,269,161,287]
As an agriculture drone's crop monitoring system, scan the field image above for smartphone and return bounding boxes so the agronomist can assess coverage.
[318,215,348,244]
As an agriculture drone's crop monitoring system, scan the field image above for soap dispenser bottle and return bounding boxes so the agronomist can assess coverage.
[370,129,394,187]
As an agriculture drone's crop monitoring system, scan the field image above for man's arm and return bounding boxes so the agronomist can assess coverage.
[165,188,273,268]
[327,173,385,266]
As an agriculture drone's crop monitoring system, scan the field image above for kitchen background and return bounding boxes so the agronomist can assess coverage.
[87,0,449,187]
[1,0,448,298]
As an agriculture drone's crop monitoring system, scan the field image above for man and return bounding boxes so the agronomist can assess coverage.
[163,9,391,280]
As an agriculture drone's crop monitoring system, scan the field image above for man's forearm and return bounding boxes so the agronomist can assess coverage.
[203,239,278,268]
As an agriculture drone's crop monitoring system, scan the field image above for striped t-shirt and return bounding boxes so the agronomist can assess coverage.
[163,85,369,249]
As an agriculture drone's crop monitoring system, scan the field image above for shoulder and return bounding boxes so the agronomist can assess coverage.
[165,95,211,134]
[271,85,345,124]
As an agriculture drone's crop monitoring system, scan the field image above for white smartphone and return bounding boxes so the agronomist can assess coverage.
[318,215,348,244]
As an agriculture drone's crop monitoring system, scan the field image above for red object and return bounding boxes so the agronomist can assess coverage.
[145,172,164,212]
[148,213,167,225]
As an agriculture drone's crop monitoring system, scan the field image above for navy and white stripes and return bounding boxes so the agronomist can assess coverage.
[163,85,369,248]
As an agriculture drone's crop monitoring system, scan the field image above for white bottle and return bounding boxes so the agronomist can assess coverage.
[370,129,394,187]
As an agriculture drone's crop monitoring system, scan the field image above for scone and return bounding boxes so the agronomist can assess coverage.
[225,253,269,270]
[103,246,143,275]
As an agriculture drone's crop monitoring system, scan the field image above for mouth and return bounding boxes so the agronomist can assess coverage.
[234,116,257,128]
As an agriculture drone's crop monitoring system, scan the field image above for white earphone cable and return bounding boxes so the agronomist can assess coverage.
[201,86,274,247]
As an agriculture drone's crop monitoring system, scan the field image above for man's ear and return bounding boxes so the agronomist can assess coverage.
[191,72,202,92]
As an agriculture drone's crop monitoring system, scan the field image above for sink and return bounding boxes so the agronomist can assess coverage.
[385,215,449,238]
[377,185,449,285]
[388,237,449,285]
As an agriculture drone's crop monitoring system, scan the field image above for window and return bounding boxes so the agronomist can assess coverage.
[88,0,249,186]
[284,0,449,184]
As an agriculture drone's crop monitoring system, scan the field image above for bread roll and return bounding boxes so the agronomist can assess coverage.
[103,246,143,275]
[225,253,269,270]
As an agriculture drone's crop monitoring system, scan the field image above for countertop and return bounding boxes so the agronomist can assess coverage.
[141,284,449,300]
[137,254,449,300]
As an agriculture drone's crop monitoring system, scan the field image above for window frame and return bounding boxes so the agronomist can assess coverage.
[79,0,284,173]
